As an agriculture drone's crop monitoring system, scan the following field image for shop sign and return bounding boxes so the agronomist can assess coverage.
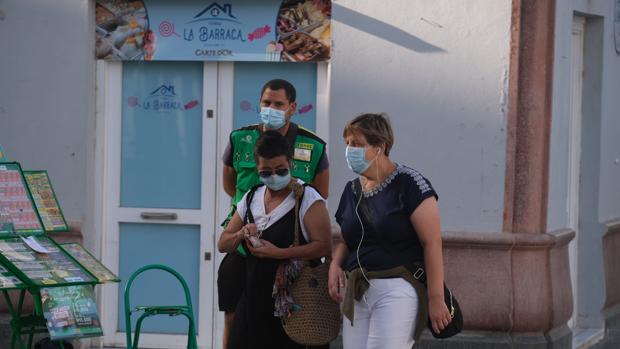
[95,0,331,62]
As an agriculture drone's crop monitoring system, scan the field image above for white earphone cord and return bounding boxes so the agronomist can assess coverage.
[355,149,382,291]
[355,188,376,291]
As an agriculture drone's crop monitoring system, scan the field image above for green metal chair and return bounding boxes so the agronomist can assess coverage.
[123,264,197,349]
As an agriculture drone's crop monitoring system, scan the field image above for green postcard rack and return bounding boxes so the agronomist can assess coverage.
[0,162,119,348]
[0,162,45,235]
[23,171,69,233]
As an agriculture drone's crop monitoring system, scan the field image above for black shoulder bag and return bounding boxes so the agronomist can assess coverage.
[351,179,463,339]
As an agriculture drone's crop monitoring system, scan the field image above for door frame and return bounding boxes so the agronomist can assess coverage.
[95,60,219,349]
[94,60,330,349]
[568,15,585,329]
[212,62,234,349]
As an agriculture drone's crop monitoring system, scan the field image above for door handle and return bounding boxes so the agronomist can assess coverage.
[140,212,178,220]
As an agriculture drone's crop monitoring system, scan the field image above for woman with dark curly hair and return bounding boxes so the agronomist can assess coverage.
[218,130,331,349]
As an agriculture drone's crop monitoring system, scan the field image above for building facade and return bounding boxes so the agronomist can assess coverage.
[0,0,619,348]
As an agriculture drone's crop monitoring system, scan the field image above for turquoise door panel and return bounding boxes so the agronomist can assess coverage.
[117,223,200,334]
[121,61,203,209]
[233,62,317,131]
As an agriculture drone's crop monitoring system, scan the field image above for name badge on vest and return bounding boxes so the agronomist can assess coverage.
[294,142,314,162]
[294,148,312,162]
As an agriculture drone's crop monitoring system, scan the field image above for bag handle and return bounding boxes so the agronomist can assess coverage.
[290,181,305,247]
[290,182,331,266]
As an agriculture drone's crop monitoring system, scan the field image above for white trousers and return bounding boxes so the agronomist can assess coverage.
[342,277,418,349]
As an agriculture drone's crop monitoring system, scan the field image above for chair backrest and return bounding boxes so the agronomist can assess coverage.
[123,264,195,346]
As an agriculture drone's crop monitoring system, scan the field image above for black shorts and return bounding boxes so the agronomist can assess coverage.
[217,252,246,312]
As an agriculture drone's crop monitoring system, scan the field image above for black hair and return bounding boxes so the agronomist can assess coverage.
[254,130,293,160]
[260,79,296,103]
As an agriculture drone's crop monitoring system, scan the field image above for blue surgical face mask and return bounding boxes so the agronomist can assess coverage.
[345,146,374,174]
[260,107,287,129]
[259,172,291,191]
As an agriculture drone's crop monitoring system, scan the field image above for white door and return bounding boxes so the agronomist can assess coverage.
[98,61,220,349]
[95,60,327,349]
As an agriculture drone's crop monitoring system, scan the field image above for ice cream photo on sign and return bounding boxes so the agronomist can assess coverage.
[276,0,331,62]
[266,41,283,61]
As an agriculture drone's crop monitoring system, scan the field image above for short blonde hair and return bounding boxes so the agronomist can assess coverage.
[343,113,394,156]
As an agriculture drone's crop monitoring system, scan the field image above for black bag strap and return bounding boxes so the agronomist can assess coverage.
[351,178,427,284]
[244,184,263,224]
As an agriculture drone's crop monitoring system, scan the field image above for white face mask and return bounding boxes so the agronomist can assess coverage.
[260,107,287,129]
[345,146,375,174]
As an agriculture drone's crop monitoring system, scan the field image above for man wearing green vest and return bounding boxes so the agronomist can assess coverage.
[217,79,329,348]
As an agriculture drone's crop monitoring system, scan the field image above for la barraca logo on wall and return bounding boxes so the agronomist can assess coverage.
[184,3,246,46]
[156,2,273,58]
[127,85,199,113]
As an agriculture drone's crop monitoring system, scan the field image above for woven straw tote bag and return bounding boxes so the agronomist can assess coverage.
[283,259,341,345]
[281,183,341,345]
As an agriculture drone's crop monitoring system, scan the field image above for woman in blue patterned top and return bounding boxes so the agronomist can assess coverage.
[328,113,453,348]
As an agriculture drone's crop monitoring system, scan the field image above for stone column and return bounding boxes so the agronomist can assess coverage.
[502,0,574,346]
[599,221,620,348]
[419,0,574,348]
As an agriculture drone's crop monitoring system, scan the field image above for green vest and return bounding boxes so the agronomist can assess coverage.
[230,123,326,205]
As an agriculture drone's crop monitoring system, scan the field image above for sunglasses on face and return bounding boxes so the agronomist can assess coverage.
[258,168,290,178]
